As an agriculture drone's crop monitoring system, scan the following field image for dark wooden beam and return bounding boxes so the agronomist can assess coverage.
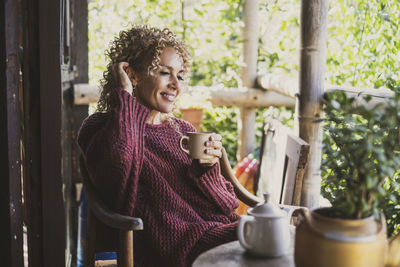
[69,0,89,264]
[70,0,89,187]
[71,0,88,84]
[21,0,44,265]
[0,0,24,265]
[22,0,65,266]
[39,0,65,266]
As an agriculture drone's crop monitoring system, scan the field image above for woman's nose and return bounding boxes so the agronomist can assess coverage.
[169,76,181,90]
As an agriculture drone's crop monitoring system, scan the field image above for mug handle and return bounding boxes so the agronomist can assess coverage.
[237,215,254,251]
[280,204,308,225]
[179,136,190,155]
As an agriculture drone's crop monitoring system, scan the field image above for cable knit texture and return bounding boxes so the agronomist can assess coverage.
[78,88,239,267]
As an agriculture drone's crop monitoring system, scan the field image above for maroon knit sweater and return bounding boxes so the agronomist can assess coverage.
[78,88,239,267]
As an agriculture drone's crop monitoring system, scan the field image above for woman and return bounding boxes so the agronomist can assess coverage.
[78,25,239,266]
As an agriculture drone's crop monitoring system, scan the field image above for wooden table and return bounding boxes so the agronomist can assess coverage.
[192,227,295,267]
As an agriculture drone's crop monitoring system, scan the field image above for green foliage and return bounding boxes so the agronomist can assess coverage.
[88,0,244,87]
[88,0,400,233]
[326,0,400,88]
[201,107,239,165]
[321,89,400,222]
[258,0,300,75]
[380,170,400,236]
[200,105,294,165]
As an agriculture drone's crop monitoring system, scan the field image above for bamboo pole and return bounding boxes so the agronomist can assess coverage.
[73,84,296,107]
[209,86,295,107]
[74,83,100,105]
[298,0,328,209]
[239,0,259,160]
[257,73,394,105]
[257,73,298,98]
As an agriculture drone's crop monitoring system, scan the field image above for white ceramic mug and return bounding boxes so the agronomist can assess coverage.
[179,132,214,159]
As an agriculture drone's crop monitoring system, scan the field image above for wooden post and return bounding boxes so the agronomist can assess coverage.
[68,0,89,264]
[118,230,134,267]
[21,0,44,265]
[22,0,66,266]
[298,0,328,208]
[239,0,259,160]
[39,0,66,266]
[0,0,24,265]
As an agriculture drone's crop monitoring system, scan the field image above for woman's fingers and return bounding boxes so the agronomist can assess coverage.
[204,133,222,158]
[199,157,219,167]
[210,133,222,141]
[199,134,222,168]
[205,134,222,149]
[118,62,129,71]
[205,140,222,150]
[113,62,133,94]
[204,148,222,158]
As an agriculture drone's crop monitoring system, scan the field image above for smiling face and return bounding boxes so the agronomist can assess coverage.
[134,47,185,118]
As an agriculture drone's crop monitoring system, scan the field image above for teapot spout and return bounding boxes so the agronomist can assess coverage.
[386,232,400,267]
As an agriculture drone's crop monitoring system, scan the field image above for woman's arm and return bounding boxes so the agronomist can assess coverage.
[78,87,149,215]
[177,120,237,215]
[188,161,239,216]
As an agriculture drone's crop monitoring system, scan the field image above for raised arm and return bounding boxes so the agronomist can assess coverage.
[78,87,149,215]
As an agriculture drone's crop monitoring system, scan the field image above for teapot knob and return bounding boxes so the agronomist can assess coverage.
[263,192,271,203]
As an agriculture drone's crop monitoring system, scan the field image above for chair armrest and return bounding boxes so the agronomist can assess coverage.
[83,182,143,231]
[220,148,263,207]
[80,155,143,231]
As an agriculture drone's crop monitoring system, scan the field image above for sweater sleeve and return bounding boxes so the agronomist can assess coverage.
[188,161,239,216]
[77,88,149,215]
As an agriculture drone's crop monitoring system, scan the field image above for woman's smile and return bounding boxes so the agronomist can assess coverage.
[134,47,185,123]
[160,91,177,102]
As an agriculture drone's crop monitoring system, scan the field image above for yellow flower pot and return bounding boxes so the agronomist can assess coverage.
[295,208,400,267]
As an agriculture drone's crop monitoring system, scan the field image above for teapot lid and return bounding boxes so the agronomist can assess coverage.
[248,193,286,218]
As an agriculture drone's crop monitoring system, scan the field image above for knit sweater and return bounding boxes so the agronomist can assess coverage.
[78,88,239,267]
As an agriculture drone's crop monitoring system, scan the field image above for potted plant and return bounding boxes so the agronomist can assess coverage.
[176,87,212,131]
[295,90,400,267]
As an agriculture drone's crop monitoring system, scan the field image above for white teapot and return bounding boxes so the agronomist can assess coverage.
[237,193,294,257]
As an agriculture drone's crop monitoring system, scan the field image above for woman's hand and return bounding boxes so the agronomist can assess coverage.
[113,62,134,95]
[199,133,223,168]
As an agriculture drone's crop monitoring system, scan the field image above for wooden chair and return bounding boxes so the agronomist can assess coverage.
[255,116,310,206]
[221,115,309,209]
[79,155,143,267]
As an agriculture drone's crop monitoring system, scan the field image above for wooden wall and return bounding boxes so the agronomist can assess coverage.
[0,0,23,265]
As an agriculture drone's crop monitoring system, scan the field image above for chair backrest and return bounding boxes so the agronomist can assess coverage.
[78,154,142,267]
[255,116,309,206]
[79,155,143,232]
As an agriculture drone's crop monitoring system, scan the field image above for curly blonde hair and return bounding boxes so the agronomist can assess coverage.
[97,25,191,112]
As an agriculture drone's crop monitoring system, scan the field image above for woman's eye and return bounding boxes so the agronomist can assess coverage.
[160,71,170,75]
[177,75,184,81]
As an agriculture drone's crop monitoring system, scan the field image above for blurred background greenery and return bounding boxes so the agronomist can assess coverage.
[88,0,400,234]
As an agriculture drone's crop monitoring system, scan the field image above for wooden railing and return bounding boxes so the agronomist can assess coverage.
[74,73,393,108]
[73,82,295,107]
